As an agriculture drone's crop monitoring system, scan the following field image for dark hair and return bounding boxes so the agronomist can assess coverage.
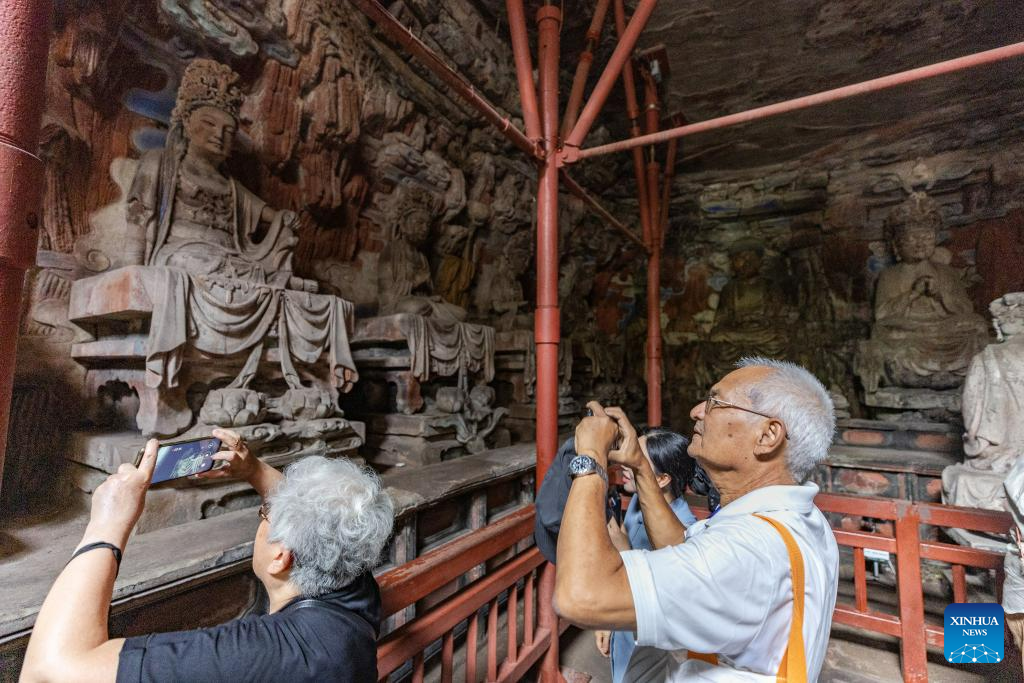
[641,428,693,500]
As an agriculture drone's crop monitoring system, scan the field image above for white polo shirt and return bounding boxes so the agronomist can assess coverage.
[620,483,839,682]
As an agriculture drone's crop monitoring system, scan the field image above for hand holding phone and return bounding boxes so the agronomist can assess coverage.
[135,436,222,485]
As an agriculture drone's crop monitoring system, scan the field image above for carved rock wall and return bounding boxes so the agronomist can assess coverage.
[619,112,1024,429]
[9,0,553,510]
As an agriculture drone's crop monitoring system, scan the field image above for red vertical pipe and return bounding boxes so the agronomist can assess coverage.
[0,0,52,501]
[613,0,652,246]
[559,0,611,139]
[642,68,662,427]
[506,0,542,145]
[563,0,659,150]
[535,6,561,680]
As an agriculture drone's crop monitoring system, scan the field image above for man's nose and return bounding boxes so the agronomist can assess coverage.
[690,401,704,421]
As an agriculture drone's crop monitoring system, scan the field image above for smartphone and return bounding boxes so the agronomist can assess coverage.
[134,436,223,485]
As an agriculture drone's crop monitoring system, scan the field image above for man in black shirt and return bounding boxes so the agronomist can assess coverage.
[22,430,394,682]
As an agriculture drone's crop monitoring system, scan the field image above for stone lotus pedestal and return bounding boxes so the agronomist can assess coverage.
[67,417,364,534]
[346,313,505,467]
[68,266,355,437]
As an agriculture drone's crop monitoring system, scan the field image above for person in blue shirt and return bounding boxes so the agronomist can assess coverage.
[594,427,701,683]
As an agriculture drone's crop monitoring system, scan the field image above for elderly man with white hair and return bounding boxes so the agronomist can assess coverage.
[555,358,839,681]
[22,429,393,683]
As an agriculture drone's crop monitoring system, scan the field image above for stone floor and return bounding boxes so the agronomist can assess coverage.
[558,624,1021,682]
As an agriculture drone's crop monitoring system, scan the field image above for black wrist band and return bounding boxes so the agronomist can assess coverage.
[68,541,123,575]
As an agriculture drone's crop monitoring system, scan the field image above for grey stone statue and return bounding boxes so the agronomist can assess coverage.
[943,292,1024,530]
[124,59,357,424]
[856,193,988,395]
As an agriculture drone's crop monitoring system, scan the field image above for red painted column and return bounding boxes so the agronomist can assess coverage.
[642,68,663,427]
[534,6,561,681]
[0,0,52,501]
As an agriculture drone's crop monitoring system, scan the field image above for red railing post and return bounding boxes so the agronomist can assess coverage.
[894,503,929,682]
[535,5,562,680]
[0,0,53,502]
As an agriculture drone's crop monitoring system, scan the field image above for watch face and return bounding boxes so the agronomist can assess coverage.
[569,455,597,477]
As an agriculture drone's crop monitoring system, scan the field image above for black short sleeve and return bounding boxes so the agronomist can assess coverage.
[116,608,376,683]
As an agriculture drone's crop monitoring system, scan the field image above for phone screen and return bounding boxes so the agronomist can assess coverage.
[149,437,222,484]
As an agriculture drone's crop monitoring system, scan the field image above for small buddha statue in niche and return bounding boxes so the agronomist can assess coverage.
[377,184,467,324]
[856,193,988,394]
[708,242,790,367]
[474,229,532,331]
[943,293,1024,517]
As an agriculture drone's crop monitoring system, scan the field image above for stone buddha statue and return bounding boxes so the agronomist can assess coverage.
[943,293,1024,530]
[702,243,790,384]
[474,229,532,331]
[377,184,467,324]
[125,59,358,425]
[856,193,988,394]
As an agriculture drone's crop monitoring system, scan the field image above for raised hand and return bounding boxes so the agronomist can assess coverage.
[196,428,258,482]
[86,438,158,545]
[605,406,646,471]
[574,401,619,467]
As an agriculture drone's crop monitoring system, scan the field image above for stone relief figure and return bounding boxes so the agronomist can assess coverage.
[377,183,467,324]
[856,193,988,394]
[698,243,791,389]
[432,385,508,454]
[943,293,1024,535]
[474,229,532,331]
[709,243,790,356]
[74,58,359,435]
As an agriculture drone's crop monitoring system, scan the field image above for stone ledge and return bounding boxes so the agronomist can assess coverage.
[0,443,537,642]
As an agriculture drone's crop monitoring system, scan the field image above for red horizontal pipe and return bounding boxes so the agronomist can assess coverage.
[569,40,1024,161]
[563,0,659,150]
[559,170,648,252]
[348,0,538,158]
[506,0,542,144]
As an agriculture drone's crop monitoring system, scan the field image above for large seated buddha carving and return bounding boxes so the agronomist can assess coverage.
[69,59,359,439]
[855,193,988,404]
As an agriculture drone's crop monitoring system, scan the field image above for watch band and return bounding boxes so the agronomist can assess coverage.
[569,454,608,485]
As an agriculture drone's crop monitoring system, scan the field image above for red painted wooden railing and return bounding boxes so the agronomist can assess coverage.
[376,494,1013,682]
[817,493,1012,683]
[376,506,552,681]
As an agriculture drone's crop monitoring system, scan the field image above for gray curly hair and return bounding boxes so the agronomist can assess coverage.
[737,357,836,483]
[268,456,394,597]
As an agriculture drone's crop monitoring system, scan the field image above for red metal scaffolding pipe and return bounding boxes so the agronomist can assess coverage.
[348,0,538,158]
[506,0,542,145]
[560,170,648,252]
[0,0,52,501]
[559,0,611,140]
[570,40,1024,161]
[613,0,653,247]
[563,0,659,150]
[641,69,663,427]
[659,134,679,249]
[534,5,561,679]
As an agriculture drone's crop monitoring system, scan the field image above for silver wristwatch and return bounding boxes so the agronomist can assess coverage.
[568,454,608,484]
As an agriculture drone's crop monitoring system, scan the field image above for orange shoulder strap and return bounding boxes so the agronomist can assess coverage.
[686,515,807,683]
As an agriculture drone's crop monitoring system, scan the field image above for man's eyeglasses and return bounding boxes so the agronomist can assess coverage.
[257,501,270,522]
[703,394,789,439]
[704,394,776,420]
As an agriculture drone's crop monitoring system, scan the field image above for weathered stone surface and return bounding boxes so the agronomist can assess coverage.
[864,387,961,412]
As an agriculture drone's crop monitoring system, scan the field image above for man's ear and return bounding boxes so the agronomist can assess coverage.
[268,546,293,576]
[656,472,673,491]
[753,419,787,456]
